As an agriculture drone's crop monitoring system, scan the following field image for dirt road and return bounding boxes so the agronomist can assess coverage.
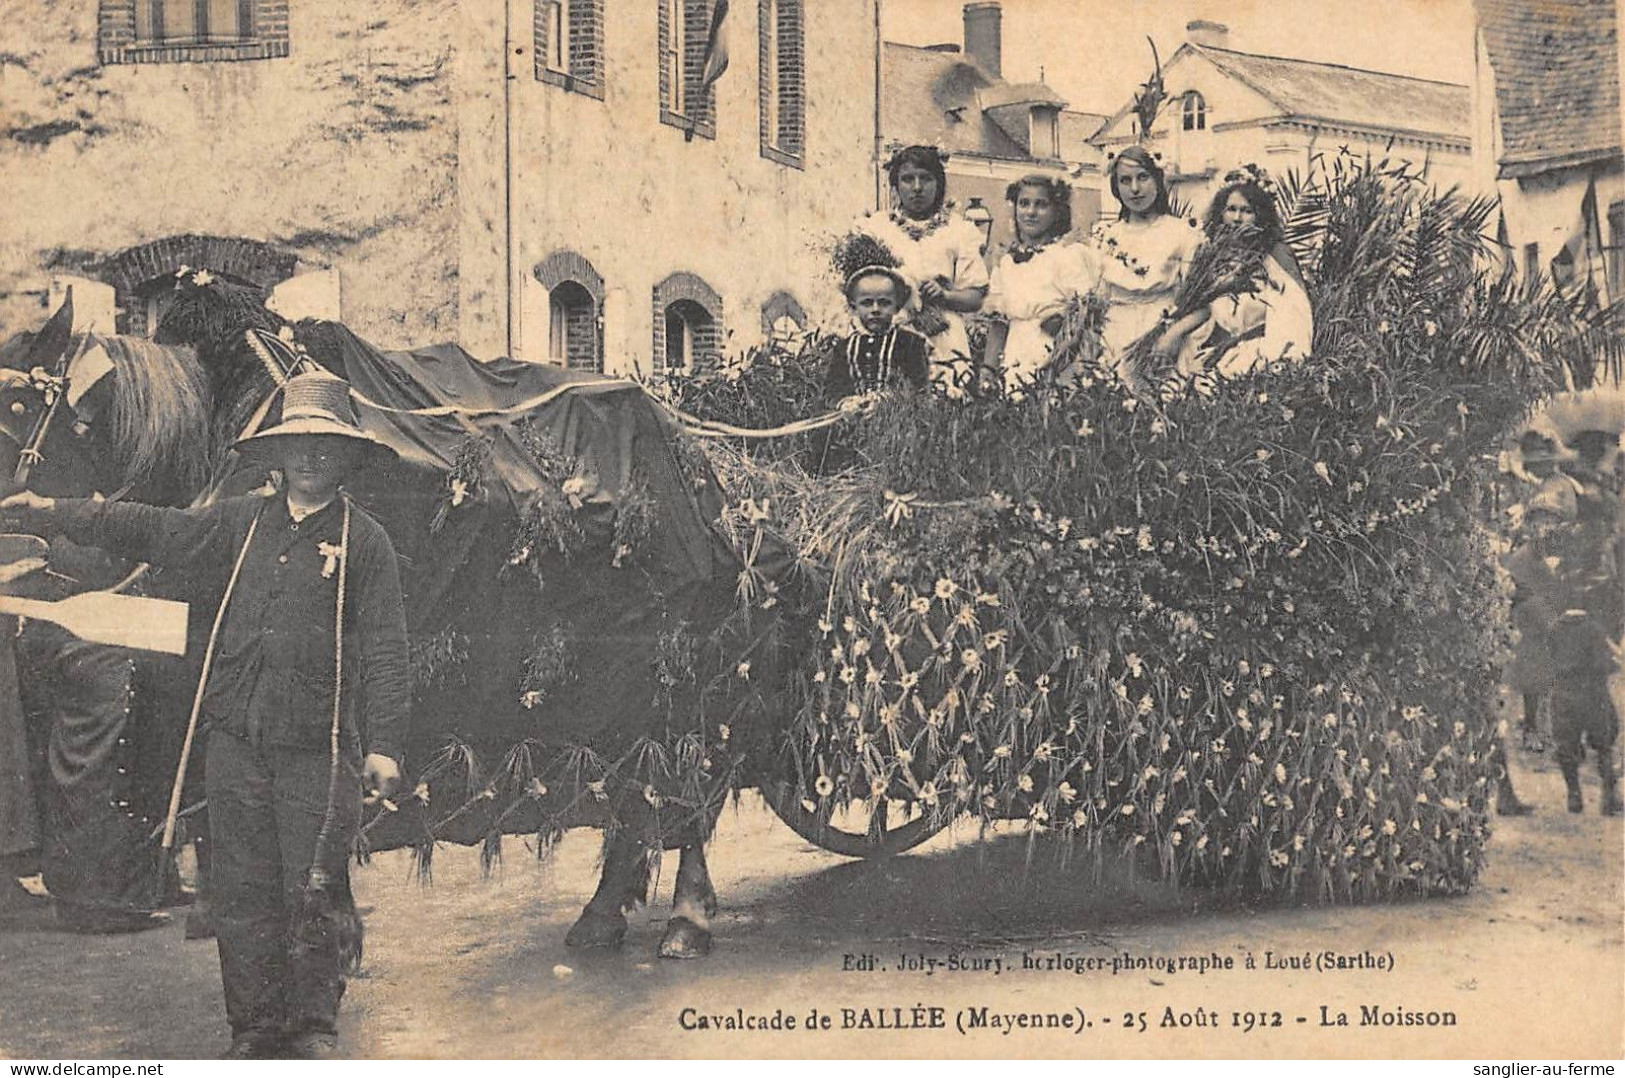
[1,744,1619,1060]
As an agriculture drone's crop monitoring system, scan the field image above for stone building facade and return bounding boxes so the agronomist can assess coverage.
[0,0,882,373]
[507,0,878,374]
[1473,0,1622,303]
[0,0,461,349]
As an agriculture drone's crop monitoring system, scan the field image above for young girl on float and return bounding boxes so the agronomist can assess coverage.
[855,145,989,393]
[1087,146,1205,387]
[982,175,1099,394]
[1179,171,1315,377]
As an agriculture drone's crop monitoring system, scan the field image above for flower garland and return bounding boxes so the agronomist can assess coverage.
[888,206,954,242]
[1089,221,1153,279]
[1006,233,1063,266]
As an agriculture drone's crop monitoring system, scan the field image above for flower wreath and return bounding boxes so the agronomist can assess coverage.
[1223,163,1279,199]
[882,141,950,173]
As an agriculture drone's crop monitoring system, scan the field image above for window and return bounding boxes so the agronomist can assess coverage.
[136,0,249,43]
[660,0,715,136]
[652,272,723,371]
[535,0,604,98]
[541,1,566,72]
[664,302,711,369]
[1524,242,1541,281]
[1030,107,1059,160]
[758,0,804,165]
[549,282,600,371]
[97,235,297,335]
[760,291,806,351]
[1182,92,1207,132]
[99,0,288,63]
[1551,245,1577,291]
[534,250,605,370]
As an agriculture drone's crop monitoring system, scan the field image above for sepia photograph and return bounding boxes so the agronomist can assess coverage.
[0,0,1620,1062]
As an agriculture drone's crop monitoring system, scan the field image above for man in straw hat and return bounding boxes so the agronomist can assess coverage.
[1,367,409,1058]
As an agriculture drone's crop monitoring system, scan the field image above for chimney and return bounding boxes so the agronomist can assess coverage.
[964,2,1002,79]
[1186,19,1230,49]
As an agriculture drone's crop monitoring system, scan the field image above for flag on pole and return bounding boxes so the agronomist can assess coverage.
[700,0,730,90]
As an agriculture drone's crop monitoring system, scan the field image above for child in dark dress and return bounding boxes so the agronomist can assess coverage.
[825,267,930,401]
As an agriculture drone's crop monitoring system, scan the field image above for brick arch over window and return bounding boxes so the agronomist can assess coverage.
[534,250,605,304]
[535,250,605,372]
[760,290,807,351]
[760,290,806,334]
[97,234,298,335]
[653,272,722,371]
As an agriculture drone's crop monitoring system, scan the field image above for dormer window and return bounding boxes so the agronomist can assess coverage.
[1182,92,1207,132]
[1030,106,1059,160]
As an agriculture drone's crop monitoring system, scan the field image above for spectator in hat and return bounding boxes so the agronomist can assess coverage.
[1505,475,1622,814]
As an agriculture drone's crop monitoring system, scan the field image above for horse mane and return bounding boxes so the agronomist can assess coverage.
[90,334,216,496]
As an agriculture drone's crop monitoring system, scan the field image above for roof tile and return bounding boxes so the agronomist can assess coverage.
[1475,0,1621,170]
[1195,45,1470,140]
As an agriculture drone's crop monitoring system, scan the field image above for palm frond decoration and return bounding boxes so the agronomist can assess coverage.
[1132,37,1167,141]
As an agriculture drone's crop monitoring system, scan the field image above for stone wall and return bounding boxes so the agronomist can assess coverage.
[508,0,880,374]
[0,0,460,348]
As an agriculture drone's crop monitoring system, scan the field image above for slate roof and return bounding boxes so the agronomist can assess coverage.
[1093,44,1470,147]
[882,42,1079,163]
[1475,0,1621,176]
[1194,45,1470,142]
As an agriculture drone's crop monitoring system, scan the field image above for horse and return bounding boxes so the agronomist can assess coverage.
[0,291,757,958]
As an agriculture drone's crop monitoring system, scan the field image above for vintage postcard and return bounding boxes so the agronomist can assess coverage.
[0,0,1620,1063]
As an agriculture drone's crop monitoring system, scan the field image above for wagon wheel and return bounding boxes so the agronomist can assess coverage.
[760,781,953,860]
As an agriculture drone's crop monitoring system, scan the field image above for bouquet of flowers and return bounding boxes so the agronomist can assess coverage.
[1121,225,1272,388]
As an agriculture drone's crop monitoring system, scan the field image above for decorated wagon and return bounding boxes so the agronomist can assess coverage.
[0,153,1617,953]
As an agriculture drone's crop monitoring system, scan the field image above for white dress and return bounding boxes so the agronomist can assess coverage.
[1087,213,1203,374]
[1201,250,1315,377]
[855,212,990,385]
[987,241,1100,391]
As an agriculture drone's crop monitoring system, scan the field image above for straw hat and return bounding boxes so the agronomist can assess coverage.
[234,369,394,463]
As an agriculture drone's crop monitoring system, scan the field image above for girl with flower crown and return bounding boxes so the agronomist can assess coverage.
[855,145,989,392]
[982,175,1100,393]
[1177,175,1315,378]
[1088,146,1205,386]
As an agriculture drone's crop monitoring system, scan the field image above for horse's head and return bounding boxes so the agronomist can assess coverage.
[0,333,218,505]
[0,333,101,499]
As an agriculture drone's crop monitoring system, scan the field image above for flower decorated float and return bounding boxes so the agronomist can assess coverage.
[669,152,1621,901]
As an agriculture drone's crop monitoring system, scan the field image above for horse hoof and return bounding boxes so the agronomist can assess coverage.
[564,908,627,950]
[658,916,712,960]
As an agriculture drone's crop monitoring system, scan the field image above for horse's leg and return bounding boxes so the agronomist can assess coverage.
[657,841,716,959]
[564,828,653,950]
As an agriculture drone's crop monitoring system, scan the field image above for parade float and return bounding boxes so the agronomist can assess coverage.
[1,153,1616,910]
[665,152,1620,900]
